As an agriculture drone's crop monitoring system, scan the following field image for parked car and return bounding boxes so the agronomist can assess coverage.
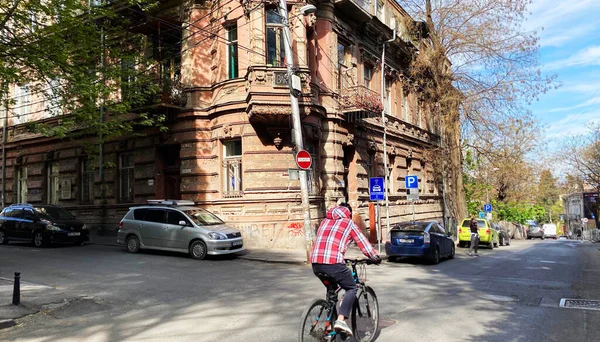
[527,225,544,239]
[458,218,499,249]
[542,223,557,239]
[493,223,511,246]
[117,200,244,260]
[385,221,455,264]
[0,204,88,247]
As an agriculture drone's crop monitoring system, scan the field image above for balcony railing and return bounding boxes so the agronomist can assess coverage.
[333,0,372,23]
[340,85,383,115]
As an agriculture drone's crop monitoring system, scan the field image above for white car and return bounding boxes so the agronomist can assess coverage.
[542,224,557,239]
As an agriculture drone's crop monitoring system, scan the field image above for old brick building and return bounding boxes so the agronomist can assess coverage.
[1,0,444,249]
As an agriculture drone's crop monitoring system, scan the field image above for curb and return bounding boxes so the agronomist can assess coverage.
[237,255,307,266]
[0,319,16,330]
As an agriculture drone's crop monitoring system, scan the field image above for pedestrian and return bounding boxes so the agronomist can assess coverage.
[469,216,479,257]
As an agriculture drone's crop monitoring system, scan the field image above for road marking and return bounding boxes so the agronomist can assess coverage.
[540,260,557,264]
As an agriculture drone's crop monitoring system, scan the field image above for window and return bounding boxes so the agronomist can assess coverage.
[167,210,189,226]
[14,84,30,124]
[266,8,285,67]
[23,208,35,221]
[366,153,375,179]
[402,92,409,122]
[384,78,392,114]
[337,42,351,90]
[120,58,136,101]
[48,162,59,204]
[144,209,166,223]
[120,153,134,202]
[16,167,27,203]
[363,65,373,89]
[305,141,320,196]
[227,25,239,79]
[81,159,96,203]
[376,0,385,22]
[223,140,242,197]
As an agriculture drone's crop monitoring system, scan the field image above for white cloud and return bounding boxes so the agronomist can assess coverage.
[546,110,600,139]
[544,46,600,71]
[556,82,600,95]
[547,95,600,113]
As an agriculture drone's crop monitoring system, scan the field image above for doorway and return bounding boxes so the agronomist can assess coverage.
[156,144,181,200]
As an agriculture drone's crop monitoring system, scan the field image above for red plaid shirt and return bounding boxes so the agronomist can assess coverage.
[311,206,378,264]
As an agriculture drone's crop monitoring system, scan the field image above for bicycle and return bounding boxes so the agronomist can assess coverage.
[298,259,379,342]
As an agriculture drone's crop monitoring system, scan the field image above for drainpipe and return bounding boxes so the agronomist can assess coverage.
[380,22,396,250]
[1,83,8,208]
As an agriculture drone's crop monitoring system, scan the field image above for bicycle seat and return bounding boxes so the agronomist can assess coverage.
[315,272,339,293]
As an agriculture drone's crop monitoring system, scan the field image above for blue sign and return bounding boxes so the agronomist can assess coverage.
[479,211,485,219]
[484,204,493,212]
[369,177,385,201]
[405,175,419,189]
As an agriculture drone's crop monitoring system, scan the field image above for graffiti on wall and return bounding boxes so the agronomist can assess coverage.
[234,221,305,248]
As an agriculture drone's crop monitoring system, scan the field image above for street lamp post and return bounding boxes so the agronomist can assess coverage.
[277,0,316,263]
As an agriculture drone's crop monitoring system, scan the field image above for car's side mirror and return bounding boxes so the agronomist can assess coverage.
[178,220,187,226]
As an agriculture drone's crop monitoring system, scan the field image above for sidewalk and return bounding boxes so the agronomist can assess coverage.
[236,244,372,265]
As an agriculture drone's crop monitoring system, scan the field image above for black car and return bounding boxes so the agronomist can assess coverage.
[0,204,88,247]
[492,223,511,246]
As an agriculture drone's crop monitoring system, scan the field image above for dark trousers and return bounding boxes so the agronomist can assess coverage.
[312,263,356,318]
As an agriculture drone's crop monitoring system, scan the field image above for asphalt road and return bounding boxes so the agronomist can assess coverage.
[0,239,599,342]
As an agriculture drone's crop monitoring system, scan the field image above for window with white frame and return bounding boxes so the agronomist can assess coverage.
[48,162,59,204]
[14,84,30,124]
[384,78,392,114]
[223,140,242,197]
[376,0,385,22]
[227,24,239,79]
[266,8,285,67]
[81,159,96,204]
[120,153,134,202]
[363,64,373,89]
[17,167,27,203]
[337,42,351,90]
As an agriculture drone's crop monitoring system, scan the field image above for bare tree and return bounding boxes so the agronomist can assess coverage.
[401,0,556,219]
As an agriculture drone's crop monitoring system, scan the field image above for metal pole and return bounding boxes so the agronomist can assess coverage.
[278,0,312,263]
[12,272,20,305]
[412,200,415,222]
[375,202,381,253]
[1,86,8,208]
[380,27,396,247]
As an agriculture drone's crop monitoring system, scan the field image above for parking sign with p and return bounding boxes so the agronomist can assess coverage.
[405,175,418,189]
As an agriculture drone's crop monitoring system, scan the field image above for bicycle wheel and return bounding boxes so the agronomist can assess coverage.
[298,299,332,342]
[351,286,379,342]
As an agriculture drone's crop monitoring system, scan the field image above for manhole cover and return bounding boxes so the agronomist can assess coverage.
[480,294,518,302]
[560,298,600,311]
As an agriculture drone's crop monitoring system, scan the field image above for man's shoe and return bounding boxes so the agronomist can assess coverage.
[468,252,472,256]
[334,320,353,336]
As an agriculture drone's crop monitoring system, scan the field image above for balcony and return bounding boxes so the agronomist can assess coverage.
[340,85,382,122]
[334,0,372,23]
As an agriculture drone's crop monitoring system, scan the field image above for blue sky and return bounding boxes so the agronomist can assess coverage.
[526,0,600,145]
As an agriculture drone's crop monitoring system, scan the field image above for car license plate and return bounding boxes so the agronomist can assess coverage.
[399,239,414,243]
[232,240,242,247]
[68,232,81,236]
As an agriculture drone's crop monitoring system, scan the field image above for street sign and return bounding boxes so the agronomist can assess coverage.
[369,177,385,201]
[405,175,419,189]
[407,193,419,201]
[484,204,493,212]
[295,150,312,170]
[479,211,485,219]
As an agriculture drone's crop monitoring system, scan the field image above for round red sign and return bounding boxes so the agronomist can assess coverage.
[296,150,312,170]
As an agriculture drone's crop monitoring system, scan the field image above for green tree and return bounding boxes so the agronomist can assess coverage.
[0,0,164,147]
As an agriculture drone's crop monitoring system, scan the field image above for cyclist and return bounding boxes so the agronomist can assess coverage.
[310,203,382,336]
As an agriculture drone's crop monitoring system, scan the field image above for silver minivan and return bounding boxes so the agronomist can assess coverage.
[117,200,243,259]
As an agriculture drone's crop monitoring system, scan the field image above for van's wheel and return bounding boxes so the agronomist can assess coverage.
[189,240,208,260]
[126,235,140,253]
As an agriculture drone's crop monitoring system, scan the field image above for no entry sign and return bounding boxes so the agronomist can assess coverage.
[296,150,312,170]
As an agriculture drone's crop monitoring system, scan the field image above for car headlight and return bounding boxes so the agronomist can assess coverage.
[81,224,88,230]
[208,232,227,240]
[46,225,62,232]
